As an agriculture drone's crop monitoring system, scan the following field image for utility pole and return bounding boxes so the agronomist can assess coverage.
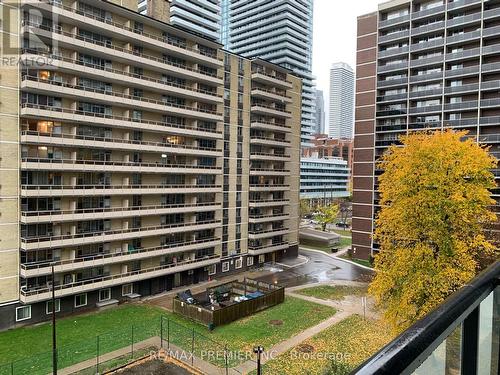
[51,263,58,375]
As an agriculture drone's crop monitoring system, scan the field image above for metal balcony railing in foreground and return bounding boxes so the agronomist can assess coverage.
[352,261,499,375]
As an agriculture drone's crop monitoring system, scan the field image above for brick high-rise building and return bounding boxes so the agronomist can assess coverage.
[353,0,500,260]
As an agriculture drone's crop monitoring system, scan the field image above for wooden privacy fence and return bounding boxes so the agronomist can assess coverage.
[173,279,285,327]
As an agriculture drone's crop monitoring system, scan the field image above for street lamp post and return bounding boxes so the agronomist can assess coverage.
[51,263,57,375]
[253,346,264,375]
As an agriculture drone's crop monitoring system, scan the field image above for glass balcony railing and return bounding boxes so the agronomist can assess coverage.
[352,261,499,375]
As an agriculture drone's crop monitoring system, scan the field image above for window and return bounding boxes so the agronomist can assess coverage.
[99,288,111,302]
[235,257,243,269]
[247,257,254,267]
[208,264,216,275]
[46,299,61,314]
[75,293,87,308]
[16,306,31,322]
[222,261,230,272]
[122,283,133,296]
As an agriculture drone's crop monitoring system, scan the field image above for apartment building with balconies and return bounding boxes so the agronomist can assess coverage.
[353,0,500,260]
[249,58,301,261]
[0,0,300,329]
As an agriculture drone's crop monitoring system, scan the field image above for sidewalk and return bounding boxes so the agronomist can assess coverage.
[233,311,351,374]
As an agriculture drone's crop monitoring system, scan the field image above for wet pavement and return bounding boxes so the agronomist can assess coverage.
[254,248,374,288]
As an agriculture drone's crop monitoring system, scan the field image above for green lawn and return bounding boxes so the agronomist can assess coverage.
[254,315,394,375]
[300,237,352,253]
[296,285,368,301]
[0,297,335,373]
[332,229,352,237]
[340,255,373,268]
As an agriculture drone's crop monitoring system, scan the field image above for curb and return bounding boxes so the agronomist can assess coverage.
[275,254,309,269]
[299,247,375,271]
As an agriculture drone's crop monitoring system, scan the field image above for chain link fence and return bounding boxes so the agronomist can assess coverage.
[0,316,259,375]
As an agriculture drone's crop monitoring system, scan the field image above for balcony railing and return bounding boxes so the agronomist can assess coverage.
[21,49,221,98]
[20,103,222,135]
[21,158,220,172]
[30,0,222,61]
[21,131,221,154]
[23,22,223,80]
[251,70,292,86]
[250,136,290,144]
[21,76,222,115]
[20,237,219,271]
[352,261,499,375]
[20,254,222,299]
[21,202,220,218]
[21,219,221,244]
[21,184,221,194]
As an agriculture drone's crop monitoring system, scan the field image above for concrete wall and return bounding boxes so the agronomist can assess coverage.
[0,0,20,304]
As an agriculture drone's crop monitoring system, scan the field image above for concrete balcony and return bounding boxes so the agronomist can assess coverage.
[249,184,290,192]
[21,77,222,121]
[411,4,444,20]
[378,46,409,59]
[250,152,291,161]
[20,202,221,223]
[19,255,221,303]
[445,47,481,62]
[33,131,216,156]
[250,136,291,147]
[411,21,445,37]
[22,25,223,86]
[20,238,220,278]
[20,51,222,103]
[21,131,221,157]
[21,184,221,197]
[447,12,482,28]
[21,158,221,175]
[249,199,290,207]
[20,104,223,140]
[251,104,292,118]
[249,168,290,176]
[378,30,409,44]
[251,88,293,103]
[251,72,293,89]
[248,214,289,223]
[248,242,290,255]
[21,220,221,250]
[248,227,290,240]
[27,0,223,67]
[377,62,408,73]
[378,14,410,29]
[250,121,292,133]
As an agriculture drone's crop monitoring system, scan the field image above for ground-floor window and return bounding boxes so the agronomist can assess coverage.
[99,288,111,302]
[16,306,31,322]
[235,257,243,269]
[122,283,133,296]
[75,293,87,308]
[208,264,216,275]
[247,256,254,267]
[259,254,265,263]
[222,261,230,272]
[46,299,61,314]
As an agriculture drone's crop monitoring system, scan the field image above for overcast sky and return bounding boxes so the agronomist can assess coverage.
[312,0,379,120]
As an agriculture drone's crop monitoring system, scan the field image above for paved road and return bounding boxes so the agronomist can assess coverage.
[254,248,374,288]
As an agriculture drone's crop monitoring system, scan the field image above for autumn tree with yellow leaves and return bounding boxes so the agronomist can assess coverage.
[369,130,498,333]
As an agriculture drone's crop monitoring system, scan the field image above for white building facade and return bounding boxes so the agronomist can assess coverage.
[300,157,350,200]
[329,62,354,139]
